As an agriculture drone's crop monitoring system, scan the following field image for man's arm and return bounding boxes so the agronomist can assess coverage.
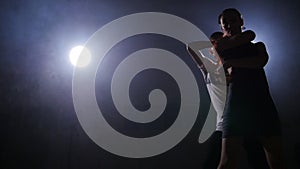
[223,42,269,69]
[186,45,205,69]
[186,41,218,70]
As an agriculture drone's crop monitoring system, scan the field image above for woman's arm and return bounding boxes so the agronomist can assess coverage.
[216,30,256,51]
[222,42,269,69]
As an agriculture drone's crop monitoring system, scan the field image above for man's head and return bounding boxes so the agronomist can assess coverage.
[210,31,223,46]
[218,8,244,37]
[209,32,223,62]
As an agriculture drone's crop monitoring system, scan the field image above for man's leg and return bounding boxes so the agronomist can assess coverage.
[203,131,222,169]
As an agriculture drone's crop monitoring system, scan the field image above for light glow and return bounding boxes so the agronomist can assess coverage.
[69,46,91,67]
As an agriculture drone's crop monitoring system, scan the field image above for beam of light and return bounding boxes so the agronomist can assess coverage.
[69,45,91,67]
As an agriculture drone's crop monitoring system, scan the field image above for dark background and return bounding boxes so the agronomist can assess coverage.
[1,0,300,168]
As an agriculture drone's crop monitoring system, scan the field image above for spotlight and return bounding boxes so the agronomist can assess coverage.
[69,45,91,67]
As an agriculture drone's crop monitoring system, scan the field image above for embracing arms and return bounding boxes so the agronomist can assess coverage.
[222,42,269,69]
[186,30,257,70]
[187,30,268,70]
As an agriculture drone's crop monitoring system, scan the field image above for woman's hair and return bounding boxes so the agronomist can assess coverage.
[218,8,242,24]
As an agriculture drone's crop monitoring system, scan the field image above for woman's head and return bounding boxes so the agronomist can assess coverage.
[218,8,244,37]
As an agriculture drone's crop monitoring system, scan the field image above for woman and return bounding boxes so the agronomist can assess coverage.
[216,8,286,169]
[187,30,270,169]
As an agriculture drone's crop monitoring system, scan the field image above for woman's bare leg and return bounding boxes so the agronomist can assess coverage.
[217,137,243,169]
[260,136,286,169]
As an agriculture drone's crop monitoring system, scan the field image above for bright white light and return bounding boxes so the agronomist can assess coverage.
[69,46,91,67]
